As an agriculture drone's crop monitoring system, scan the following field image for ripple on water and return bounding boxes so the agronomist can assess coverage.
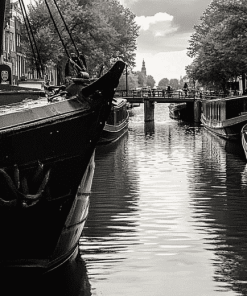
[80,105,247,296]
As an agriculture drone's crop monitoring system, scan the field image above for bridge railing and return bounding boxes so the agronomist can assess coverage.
[115,90,233,100]
[115,89,197,99]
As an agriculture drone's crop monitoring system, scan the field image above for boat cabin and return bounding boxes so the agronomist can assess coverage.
[202,96,247,122]
[106,98,128,126]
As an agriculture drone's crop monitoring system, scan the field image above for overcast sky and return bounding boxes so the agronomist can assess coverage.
[23,0,213,83]
[120,0,212,83]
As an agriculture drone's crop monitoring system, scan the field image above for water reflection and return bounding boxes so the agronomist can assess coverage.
[144,121,155,136]
[189,130,247,294]
[80,134,140,274]
[1,248,91,296]
[79,105,247,296]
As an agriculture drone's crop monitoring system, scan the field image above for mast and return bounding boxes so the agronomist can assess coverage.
[0,0,7,56]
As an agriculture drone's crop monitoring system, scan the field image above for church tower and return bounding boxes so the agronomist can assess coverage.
[141,59,147,86]
[141,59,147,77]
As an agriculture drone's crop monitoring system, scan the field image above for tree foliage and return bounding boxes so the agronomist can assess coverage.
[146,75,155,88]
[117,71,138,90]
[136,71,145,86]
[158,78,169,89]
[158,78,181,89]
[169,78,179,89]
[23,0,139,79]
[186,0,247,91]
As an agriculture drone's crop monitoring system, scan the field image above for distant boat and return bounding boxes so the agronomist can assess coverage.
[201,95,247,140]
[0,0,125,272]
[127,102,140,109]
[98,98,129,144]
[168,103,187,120]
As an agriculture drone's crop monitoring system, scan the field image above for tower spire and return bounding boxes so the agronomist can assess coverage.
[141,59,147,77]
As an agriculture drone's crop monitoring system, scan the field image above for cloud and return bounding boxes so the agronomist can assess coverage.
[136,28,191,55]
[136,12,174,32]
[119,0,139,6]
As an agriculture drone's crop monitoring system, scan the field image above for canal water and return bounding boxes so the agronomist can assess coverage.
[79,104,247,296]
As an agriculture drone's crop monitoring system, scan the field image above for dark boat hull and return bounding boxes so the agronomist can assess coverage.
[0,153,93,271]
[0,61,125,271]
[98,98,129,144]
[201,95,247,140]
[1,245,91,295]
[99,114,129,144]
[168,103,187,120]
[201,114,247,140]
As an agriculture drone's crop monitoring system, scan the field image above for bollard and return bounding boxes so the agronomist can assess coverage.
[144,99,154,122]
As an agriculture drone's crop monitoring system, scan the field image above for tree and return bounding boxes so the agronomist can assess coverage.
[136,71,145,87]
[146,75,155,88]
[23,0,139,80]
[117,71,138,90]
[21,0,61,74]
[187,0,247,92]
[98,0,139,68]
[169,78,179,90]
[158,78,169,89]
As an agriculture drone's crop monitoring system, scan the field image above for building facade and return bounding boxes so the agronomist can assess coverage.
[1,0,26,85]
[1,0,58,88]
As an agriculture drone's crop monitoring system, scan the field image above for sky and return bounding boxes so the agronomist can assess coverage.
[23,0,213,84]
[119,0,213,83]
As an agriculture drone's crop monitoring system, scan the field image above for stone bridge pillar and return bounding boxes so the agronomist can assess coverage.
[193,100,202,123]
[186,100,202,123]
[144,99,154,122]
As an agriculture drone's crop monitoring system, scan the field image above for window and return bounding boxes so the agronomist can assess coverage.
[16,33,21,47]
[9,32,13,51]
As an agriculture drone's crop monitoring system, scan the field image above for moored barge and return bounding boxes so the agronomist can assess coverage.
[201,95,247,140]
[0,0,125,272]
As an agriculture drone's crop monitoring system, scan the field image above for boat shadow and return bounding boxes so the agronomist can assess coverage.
[0,247,91,296]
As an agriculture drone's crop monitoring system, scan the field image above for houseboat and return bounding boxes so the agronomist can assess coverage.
[201,95,247,140]
[99,98,129,144]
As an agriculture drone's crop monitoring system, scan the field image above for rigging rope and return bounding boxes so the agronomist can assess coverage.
[43,0,70,59]
[43,0,84,75]
[19,0,42,78]
[51,0,87,71]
